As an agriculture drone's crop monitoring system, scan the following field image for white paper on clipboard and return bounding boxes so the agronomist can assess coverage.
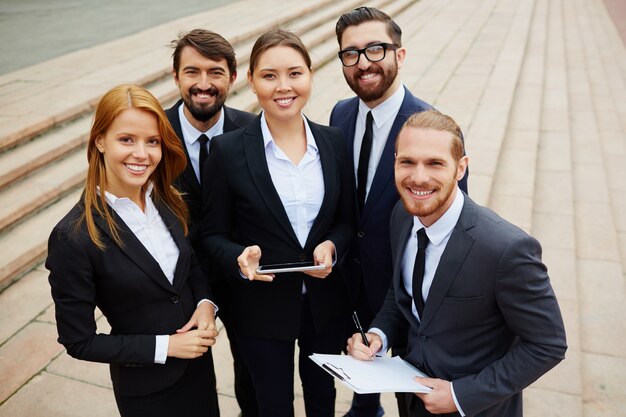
[310,353,432,394]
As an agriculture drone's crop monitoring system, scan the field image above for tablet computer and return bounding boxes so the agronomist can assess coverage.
[256,261,326,274]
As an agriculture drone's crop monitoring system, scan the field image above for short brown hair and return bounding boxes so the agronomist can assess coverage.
[171,29,237,76]
[335,7,402,47]
[248,29,311,75]
[400,110,465,162]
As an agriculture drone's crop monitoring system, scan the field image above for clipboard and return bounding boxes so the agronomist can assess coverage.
[310,353,432,394]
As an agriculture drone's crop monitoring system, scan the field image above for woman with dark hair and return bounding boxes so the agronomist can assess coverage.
[202,29,355,417]
[46,84,219,417]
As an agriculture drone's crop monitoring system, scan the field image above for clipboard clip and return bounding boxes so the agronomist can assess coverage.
[322,362,351,381]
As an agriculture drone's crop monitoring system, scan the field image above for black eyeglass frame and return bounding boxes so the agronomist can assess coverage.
[337,42,399,67]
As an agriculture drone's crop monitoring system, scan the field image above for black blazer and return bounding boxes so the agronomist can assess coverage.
[165,100,255,269]
[372,196,567,416]
[46,199,212,397]
[201,116,355,341]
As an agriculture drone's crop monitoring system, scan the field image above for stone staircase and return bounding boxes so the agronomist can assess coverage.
[1,0,626,415]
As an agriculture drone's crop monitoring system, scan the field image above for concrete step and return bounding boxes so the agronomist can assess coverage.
[0,0,342,153]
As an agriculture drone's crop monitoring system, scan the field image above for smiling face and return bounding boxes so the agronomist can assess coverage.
[394,126,468,227]
[248,45,312,123]
[95,108,162,204]
[174,46,235,130]
[339,20,405,108]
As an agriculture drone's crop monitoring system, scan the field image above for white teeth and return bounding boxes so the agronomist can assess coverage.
[196,93,212,99]
[410,189,433,196]
[276,98,294,105]
[360,73,376,80]
[126,164,147,173]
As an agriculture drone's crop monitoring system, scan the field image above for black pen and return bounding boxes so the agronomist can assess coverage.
[352,311,370,348]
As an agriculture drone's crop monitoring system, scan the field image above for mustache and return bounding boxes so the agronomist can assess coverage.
[354,65,383,78]
[190,86,219,96]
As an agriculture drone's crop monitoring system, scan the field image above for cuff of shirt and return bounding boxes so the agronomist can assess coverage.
[154,335,169,364]
[197,298,219,315]
[368,327,388,356]
[450,382,466,416]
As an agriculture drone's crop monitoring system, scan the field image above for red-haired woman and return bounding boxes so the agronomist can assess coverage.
[46,84,219,417]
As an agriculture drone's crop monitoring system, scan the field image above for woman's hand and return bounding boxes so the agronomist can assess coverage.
[305,240,335,279]
[177,301,217,333]
[167,329,217,359]
[237,245,275,282]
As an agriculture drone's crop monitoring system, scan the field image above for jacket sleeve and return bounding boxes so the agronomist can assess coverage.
[46,226,155,365]
[452,234,567,415]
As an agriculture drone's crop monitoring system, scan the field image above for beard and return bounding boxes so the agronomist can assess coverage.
[397,175,457,221]
[183,86,226,123]
[343,58,398,102]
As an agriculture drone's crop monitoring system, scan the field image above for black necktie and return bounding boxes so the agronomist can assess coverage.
[357,111,373,212]
[412,228,429,317]
[198,134,209,181]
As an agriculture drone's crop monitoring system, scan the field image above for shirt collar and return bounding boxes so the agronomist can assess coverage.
[413,188,464,246]
[178,103,225,144]
[358,83,405,129]
[260,111,318,153]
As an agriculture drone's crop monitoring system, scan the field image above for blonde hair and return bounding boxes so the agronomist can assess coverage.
[81,84,188,249]
[399,109,464,161]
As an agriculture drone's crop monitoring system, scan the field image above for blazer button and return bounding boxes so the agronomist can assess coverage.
[354,257,360,264]
[299,254,307,262]
[420,334,428,342]
[170,295,180,304]
[357,231,365,238]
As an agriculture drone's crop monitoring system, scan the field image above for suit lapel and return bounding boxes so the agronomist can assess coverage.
[304,121,334,250]
[393,207,421,328]
[419,197,477,329]
[243,121,301,248]
[156,200,187,290]
[93,203,176,294]
[167,100,201,194]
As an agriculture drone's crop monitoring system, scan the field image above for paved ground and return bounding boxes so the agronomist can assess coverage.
[1,0,626,416]
[0,0,236,75]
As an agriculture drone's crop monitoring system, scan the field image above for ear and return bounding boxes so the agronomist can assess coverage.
[456,155,469,181]
[230,71,237,87]
[95,136,105,153]
[396,47,407,70]
[248,71,256,95]
[173,68,179,86]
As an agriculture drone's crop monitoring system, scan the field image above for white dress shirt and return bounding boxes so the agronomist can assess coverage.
[371,189,466,415]
[353,84,405,200]
[178,103,225,182]
[260,113,325,293]
[260,112,324,248]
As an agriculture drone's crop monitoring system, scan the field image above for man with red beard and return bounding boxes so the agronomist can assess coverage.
[165,29,257,417]
[346,110,566,417]
[330,7,468,417]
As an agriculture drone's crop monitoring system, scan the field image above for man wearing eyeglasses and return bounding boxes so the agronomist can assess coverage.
[330,7,468,417]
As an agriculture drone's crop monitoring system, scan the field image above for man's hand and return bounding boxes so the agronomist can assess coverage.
[414,377,457,414]
[237,245,275,282]
[346,331,382,360]
[304,240,335,278]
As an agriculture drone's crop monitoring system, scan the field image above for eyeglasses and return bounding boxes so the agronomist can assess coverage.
[338,43,399,67]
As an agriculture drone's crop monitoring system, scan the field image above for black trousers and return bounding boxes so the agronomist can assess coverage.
[235,295,345,417]
[113,351,219,417]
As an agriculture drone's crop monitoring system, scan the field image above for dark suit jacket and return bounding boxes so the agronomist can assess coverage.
[46,199,213,397]
[330,87,463,321]
[372,195,567,416]
[165,100,255,271]
[201,115,355,341]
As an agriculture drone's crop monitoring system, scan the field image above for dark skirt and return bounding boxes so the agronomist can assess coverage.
[113,352,219,417]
